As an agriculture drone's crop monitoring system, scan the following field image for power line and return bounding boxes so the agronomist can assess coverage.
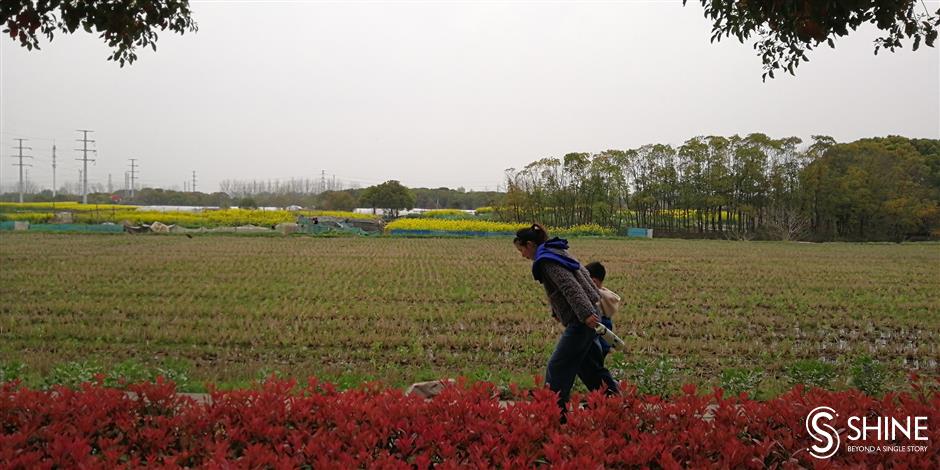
[75,130,96,204]
[0,130,56,142]
[10,138,34,203]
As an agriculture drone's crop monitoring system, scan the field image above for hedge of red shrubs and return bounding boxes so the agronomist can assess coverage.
[2,377,938,468]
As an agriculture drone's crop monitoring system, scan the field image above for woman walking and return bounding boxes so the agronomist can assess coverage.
[513,224,619,413]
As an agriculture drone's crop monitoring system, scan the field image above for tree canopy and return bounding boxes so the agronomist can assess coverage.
[499,135,940,241]
[2,0,197,65]
[685,0,940,80]
[318,190,358,212]
[359,180,416,217]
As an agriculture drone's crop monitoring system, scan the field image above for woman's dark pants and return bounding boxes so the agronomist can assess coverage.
[545,322,620,412]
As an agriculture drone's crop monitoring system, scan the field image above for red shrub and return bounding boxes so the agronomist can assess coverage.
[1,377,937,468]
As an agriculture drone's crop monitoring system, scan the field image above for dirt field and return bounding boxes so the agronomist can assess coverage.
[1,233,937,393]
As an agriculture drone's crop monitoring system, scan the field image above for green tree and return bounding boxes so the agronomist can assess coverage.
[804,137,937,240]
[318,190,358,211]
[409,187,500,210]
[2,0,198,66]
[705,136,733,233]
[685,0,939,80]
[678,137,710,233]
[360,180,415,217]
[237,197,258,209]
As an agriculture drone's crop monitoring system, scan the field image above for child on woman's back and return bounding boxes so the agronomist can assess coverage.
[585,261,621,356]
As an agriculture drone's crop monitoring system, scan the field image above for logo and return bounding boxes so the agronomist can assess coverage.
[806,406,840,459]
[805,406,930,459]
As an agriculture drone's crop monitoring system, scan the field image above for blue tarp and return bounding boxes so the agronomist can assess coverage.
[0,222,124,233]
[30,223,124,233]
[626,227,653,238]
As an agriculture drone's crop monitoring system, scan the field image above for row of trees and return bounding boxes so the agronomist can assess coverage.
[218,177,353,198]
[317,186,499,213]
[0,188,238,207]
[499,135,939,241]
[2,182,496,215]
[0,180,107,198]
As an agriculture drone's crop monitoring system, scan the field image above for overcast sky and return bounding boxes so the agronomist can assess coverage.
[2,0,938,194]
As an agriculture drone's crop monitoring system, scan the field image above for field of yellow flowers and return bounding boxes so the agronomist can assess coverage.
[0,203,373,227]
[385,218,615,237]
[1,233,936,394]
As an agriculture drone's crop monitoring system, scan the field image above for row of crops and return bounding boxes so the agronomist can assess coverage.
[2,235,936,393]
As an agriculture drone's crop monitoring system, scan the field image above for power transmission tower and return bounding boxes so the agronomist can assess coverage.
[10,138,33,203]
[321,169,326,193]
[51,143,57,199]
[108,173,113,193]
[75,130,96,204]
[192,170,197,193]
[128,158,138,197]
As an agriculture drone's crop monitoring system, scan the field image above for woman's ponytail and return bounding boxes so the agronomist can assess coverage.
[514,223,548,246]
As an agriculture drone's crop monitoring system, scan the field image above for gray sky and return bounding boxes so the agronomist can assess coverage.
[2,0,938,194]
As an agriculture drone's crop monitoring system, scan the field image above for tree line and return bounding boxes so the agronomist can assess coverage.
[2,184,498,214]
[316,186,499,213]
[218,177,352,198]
[498,135,939,241]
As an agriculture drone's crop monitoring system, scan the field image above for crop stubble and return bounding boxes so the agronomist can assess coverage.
[0,233,936,388]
